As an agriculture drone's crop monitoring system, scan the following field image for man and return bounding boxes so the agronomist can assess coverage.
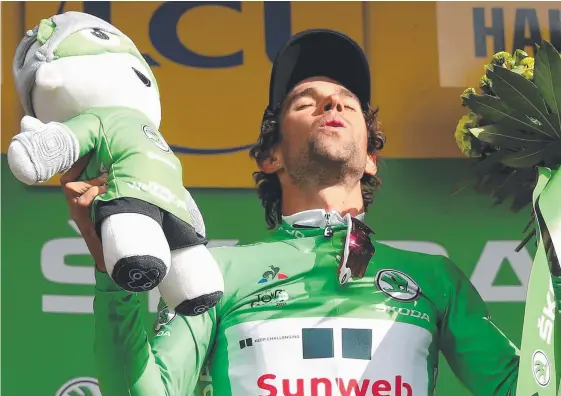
[62,30,560,396]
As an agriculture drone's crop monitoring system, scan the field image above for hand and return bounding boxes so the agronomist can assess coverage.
[8,116,76,185]
[60,153,108,272]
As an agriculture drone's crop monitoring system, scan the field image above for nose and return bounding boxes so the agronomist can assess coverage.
[321,94,344,113]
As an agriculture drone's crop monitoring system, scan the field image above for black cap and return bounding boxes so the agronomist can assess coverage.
[267,29,371,112]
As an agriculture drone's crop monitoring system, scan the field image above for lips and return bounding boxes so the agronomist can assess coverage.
[325,120,344,128]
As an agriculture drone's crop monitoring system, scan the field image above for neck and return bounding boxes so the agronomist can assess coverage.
[281,180,364,218]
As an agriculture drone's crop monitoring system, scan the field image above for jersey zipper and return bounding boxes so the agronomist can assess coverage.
[324,212,333,238]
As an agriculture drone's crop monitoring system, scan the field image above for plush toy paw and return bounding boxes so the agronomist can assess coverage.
[101,213,171,292]
[7,116,80,185]
[158,244,225,316]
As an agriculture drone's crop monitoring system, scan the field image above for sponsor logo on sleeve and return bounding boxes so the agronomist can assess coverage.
[258,265,288,284]
[155,305,176,332]
[56,377,101,396]
[375,270,421,302]
[532,350,551,387]
[142,124,170,152]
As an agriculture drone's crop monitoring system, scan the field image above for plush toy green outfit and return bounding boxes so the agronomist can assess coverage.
[8,11,224,316]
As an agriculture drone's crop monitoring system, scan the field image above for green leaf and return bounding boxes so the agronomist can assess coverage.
[492,170,519,203]
[510,193,532,212]
[499,146,547,168]
[463,93,547,136]
[487,66,558,139]
[472,152,508,175]
[542,139,561,166]
[469,124,551,150]
[534,40,561,134]
[494,168,535,209]
[483,169,512,195]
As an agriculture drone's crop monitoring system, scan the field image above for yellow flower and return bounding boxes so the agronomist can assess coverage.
[454,112,482,158]
[491,51,514,69]
[513,49,529,66]
[461,87,476,102]
[522,68,534,80]
[510,56,535,80]
[519,57,534,69]
[461,87,477,106]
[479,75,493,95]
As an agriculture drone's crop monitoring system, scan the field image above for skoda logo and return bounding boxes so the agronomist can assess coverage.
[375,269,421,302]
[56,377,101,396]
[142,124,170,152]
[155,305,177,331]
[532,350,551,387]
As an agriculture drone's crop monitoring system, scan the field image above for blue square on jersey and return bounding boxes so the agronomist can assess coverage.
[302,328,334,359]
[342,328,372,360]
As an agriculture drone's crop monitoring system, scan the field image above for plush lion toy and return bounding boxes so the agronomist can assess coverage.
[7,11,224,316]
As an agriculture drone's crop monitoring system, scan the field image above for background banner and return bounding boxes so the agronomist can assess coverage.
[437,2,561,88]
[2,155,533,395]
[8,2,557,186]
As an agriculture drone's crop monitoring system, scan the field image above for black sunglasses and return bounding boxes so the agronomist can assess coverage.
[337,217,376,285]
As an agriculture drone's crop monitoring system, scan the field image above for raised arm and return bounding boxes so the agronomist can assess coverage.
[94,271,216,395]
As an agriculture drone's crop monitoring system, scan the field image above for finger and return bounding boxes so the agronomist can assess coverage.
[88,173,109,187]
[60,151,94,185]
[63,177,106,199]
[64,181,93,199]
[77,185,108,207]
[64,173,108,194]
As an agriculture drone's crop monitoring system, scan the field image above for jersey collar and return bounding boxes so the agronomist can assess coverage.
[272,209,366,239]
[282,209,365,228]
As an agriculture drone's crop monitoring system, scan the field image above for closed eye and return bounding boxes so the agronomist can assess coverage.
[295,104,313,111]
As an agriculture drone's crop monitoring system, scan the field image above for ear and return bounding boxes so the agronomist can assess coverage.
[258,148,284,174]
[364,152,378,176]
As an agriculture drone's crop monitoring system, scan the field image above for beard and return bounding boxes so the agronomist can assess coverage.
[286,135,364,188]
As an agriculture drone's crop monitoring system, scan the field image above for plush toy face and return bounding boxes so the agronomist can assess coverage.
[15,12,161,127]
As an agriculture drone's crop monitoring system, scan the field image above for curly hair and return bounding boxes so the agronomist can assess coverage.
[249,106,386,229]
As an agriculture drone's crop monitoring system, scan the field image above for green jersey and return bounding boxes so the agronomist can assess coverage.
[64,106,194,225]
[93,212,561,396]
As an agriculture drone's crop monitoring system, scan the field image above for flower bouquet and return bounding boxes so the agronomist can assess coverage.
[454,41,561,395]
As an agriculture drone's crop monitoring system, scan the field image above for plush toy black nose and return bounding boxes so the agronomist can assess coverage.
[132,67,151,87]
